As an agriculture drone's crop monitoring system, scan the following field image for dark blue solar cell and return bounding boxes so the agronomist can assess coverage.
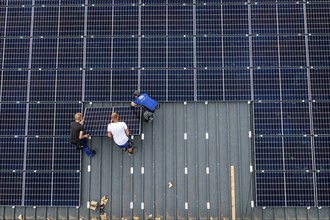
[34,0,59,6]
[168,38,193,68]
[113,6,138,36]
[6,7,31,37]
[253,69,281,101]
[1,72,28,102]
[25,172,52,206]
[197,70,223,101]
[254,102,282,135]
[196,5,222,35]
[0,138,25,171]
[56,71,83,102]
[55,103,82,136]
[223,4,248,35]
[113,106,142,135]
[7,0,32,6]
[279,36,306,67]
[314,137,330,171]
[85,71,112,102]
[112,38,138,68]
[278,4,304,34]
[255,172,285,207]
[90,0,138,4]
[87,6,113,36]
[168,70,194,101]
[0,172,23,206]
[58,38,84,69]
[307,3,330,34]
[141,5,167,36]
[252,36,279,67]
[282,102,310,135]
[313,102,330,136]
[309,36,330,67]
[168,5,193,35]
[59,6,84,36]
[141,38,167,68]
[285,172,314,207]
[112,70,138,101]
[281,69,308,100]
[0,103,26,136]
[0,8,5,37]
[30,71,56,101]
[224,69,250,101]
[140,70,167,102]
[311,69,330,100]
[52,172,80,206]
[31,39,57,69]
[86,38,112,68]
[53,137,81,171]
[3,38,30,69]
[26,138,53,171]
[255,137,284,171]
[196,37,222,68]
[223,36,249,67]
[283,137,312,171]
[28,103,55,136]
[251,4,277,35]
[33,6,59,36]
[316,172,330,207]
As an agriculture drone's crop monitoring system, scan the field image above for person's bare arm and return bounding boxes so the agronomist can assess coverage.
[125,128,130,136]
[79,131,89,139]
[107,131,112,138]
[131,102,137,107]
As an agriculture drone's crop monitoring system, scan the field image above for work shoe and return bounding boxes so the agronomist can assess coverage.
[92,150,96,155]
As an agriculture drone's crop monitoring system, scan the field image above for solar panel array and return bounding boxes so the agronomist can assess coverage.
[0,0,330,208]
[83,106,142,136]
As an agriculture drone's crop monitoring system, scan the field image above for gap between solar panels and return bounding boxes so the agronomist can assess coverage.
[83,106,142,136]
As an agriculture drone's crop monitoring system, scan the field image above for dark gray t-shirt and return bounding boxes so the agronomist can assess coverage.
[70,122,84,145]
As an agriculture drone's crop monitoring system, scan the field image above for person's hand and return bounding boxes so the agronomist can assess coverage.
[85,134,90,138]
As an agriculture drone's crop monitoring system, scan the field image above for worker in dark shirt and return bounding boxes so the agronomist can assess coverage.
[70,112,95,158]
[131,90,159,122]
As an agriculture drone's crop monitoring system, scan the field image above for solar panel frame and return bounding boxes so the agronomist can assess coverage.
[83,106,142,136]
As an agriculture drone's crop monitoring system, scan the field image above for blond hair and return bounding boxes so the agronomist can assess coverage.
[74,112,82,121]
[111,112,119,120]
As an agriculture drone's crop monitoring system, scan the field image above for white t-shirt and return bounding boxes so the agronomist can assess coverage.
[107,122,129,146]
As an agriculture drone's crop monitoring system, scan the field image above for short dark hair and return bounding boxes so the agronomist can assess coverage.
[133,90,140,98]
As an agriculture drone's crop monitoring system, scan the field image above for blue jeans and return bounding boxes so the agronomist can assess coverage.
[72,138,95,158]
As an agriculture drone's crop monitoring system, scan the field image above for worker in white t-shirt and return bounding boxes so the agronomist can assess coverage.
[107,112,135,155]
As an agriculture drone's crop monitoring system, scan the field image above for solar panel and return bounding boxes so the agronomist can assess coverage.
[33,6,59,37]
[316,172,330,207]
[1,72,28,102]
[313,102,330,136]
[31,39,58,69]
[52,172,80,206]
[0,103,26,136]
[253,102,311,136]
[0,172,23,206]
[315,136,330,171]
[3,38,30,69]
[256,172,315,207]
[24,172,52,206]
[0,138,25,171]
[83,106,142,136]
[27,137,80,171]
[311,69,330,100]
[254,136,312,171]
[30,71,56,102]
